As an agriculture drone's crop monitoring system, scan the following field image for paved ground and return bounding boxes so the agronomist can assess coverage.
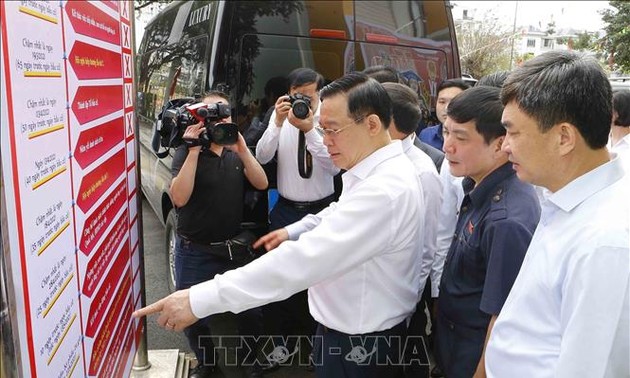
[140,197,314,377]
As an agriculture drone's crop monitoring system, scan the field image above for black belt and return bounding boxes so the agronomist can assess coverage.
[278,194,335,211]
[319,320,407,336]
[178,233,256,263]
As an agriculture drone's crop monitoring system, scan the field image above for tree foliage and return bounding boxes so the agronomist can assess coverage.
[600,0,630,73]
[455,12,513,79]
[572,32,597,51]
[135,0,172,12]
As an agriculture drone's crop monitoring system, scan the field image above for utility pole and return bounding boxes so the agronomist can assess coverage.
[509,1,519,69]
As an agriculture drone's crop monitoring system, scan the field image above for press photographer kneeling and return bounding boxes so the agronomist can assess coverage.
[169,91,268,378]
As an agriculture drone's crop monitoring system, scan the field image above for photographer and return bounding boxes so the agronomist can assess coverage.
[170,91,268,378]
[255,68,339,366]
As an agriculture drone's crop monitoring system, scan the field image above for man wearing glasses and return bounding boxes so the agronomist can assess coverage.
[135,73,426,378]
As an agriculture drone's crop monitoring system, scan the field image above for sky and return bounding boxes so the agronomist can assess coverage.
[451,1,613,33]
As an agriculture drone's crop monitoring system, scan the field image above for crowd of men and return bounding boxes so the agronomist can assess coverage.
[135,50,630,378]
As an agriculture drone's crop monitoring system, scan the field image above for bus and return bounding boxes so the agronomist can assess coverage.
[136,0,461,290]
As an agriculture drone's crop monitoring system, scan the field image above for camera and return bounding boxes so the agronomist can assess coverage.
[288,93,311,119]
[161,100,238,146]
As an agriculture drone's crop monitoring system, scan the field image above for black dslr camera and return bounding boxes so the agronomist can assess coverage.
[161,100,238,147]
[288,93,311,119]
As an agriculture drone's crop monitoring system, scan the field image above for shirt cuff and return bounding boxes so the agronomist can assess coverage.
[189,280,220,319]
[285,223,307,240]
[304,128,322,143]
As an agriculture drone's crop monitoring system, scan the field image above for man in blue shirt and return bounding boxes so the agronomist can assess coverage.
[436,86,540,377]
[419,79,470,151]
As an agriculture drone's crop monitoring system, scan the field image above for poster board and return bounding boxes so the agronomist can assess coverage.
[0,1,142,376]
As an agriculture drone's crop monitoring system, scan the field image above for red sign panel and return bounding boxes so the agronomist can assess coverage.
[66,1,120,46]
[74,117,124,169]
[71,85,123,125]
[76,149,125,213]
[86,268,130,338]
[79,181,126,255]
[69,41,121,80]
[83,232,129,298]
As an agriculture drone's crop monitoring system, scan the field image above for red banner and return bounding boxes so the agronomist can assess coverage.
[88,295,132,376]
[69,41,121,80]
[99,299,132,378]
[83,235,129,298]
[85,261,130,338]
[79,181,126,255]
[71,85,123,125]
[101,1,118,12]
[114,325,135,378]
[66,1,120,46]
[74,117,124,169]
[76,149,125,213]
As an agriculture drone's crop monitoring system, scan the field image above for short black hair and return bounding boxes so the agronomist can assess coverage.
[203,90,230,103]
[613,90,630,127]
[382,82,420,135]
[264,76,289,98]
[438,79,471,96]
[477,71,510,88]
[362,65,400,84]
[447,86,505,144]
[501,51,612,149]
[287,68,325,90]
[320,73,392,129]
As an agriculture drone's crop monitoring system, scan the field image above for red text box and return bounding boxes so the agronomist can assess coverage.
[66,1,120,46]
[85,259,130,337]
[74,117,124,169]
[83,235,129,298]
[79,180,126,255]
[71,85,123,125]
[69,41,121,80]
[77,149,125,213]
[99,299,132,378]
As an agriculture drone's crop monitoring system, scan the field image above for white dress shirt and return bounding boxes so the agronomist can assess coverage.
[611,133,630,168]
[486,156,630,378]
[402,134,443,297]
[190,141,425,334]
[255,103,340,201]
[430,158,464,297]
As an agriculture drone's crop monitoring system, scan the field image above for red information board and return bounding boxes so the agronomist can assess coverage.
[0,1,142,377]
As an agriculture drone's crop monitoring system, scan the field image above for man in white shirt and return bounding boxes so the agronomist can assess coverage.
[134,73,426,378]
[255,68,340,353]
[611,90,630,160]
[486,50,630,378]
[381,82,443,377]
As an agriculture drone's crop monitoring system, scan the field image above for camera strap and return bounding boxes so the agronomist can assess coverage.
[183,138,204,147]
[297,131,313,179]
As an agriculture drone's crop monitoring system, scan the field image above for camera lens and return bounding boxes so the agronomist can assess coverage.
[292,100,310,119]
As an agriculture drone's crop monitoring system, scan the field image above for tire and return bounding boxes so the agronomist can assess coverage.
[165,209,178,293]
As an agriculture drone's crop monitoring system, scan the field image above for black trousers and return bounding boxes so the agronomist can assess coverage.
[175,237,263,377]
[264,197,332,353]
[435,312,486,378]
[312,321,407,378]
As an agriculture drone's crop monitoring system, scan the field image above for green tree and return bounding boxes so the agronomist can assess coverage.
[135,0,172,11]
[600,1,630,73]
[572,32,597,51]
[455,11,513,79]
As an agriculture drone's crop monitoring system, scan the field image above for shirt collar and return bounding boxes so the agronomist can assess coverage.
[434,124,444,142]
[613,133,630,149]
[548,155,627,213]
[463,162,515,207]
[345,140,404,183]
[401,134,415,152]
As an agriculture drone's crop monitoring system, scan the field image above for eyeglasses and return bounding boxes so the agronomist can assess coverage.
[314,116,365,137]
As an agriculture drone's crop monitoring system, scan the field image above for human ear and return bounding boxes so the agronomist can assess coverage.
[557,123,577,156]
[366,114,382,135]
